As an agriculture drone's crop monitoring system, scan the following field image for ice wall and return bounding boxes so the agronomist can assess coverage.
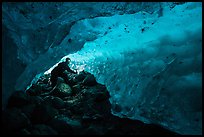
[2,2,165,92]
[63,2,202,135]
[2,2,202,135]
[2,2,164,108]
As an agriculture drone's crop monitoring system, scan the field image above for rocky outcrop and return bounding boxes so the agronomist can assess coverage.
[2,71,178,135]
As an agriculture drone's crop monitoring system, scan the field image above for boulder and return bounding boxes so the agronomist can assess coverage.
[43,96,65,109]
[94,92,109,102]
[63,71,77,86]
[82,74,97,86]
[81,125,104,135]
[47,118,73,135]
[30,104,58,124]
[73,71,87,83]
[18,129,31,135]
[2,108,31,132]
[26,83,52,96]
[72,84,83,95]
[26,87,37,96]
[82,115,93,122]
[7,91,30,108]
[21,104,36,118]
[30,96,44,105]
[81,114,98,124]
[52,83,73,98]
[29,124,58,135]
[57,116,82,132]
[26,84,43,96]
[38,74,51,84]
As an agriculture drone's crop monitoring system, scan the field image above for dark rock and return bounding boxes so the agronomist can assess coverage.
[82,114,103,123]
[47,118,73,135]
[82,74,97,86]
[92,114,104,120]
[61,117,82,131]
[82,115,93,122]
[21,104,36,118]
[44,96,65,109]
[68,103,84,115]
[94,92,109,102]
[72,84,83,95]
[37,74,51,84]
[30,96,44,105]
[2,108,31,132]
[63,72,78,86]
[26,84,43,96]
[49,116,82,134]
[73,71,87,83]
[18,129,31,135]
[29,124,58,135]
[52,83,73,98]
[26,87,37,96]
[30,104,58,124]
[10,70,177,135]
[7,91,30,108]
[81,125,104,135]
[26,83,52,96]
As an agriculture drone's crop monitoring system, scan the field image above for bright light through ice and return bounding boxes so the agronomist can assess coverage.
[44,63,59,75]
[44,55,86,75]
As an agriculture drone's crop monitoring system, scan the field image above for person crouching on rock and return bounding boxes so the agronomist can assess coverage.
[50,57,77,88]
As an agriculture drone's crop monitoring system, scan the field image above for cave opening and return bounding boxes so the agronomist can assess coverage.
[2,2,202,135]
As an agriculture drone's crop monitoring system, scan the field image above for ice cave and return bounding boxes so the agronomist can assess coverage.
[2,2,202,135]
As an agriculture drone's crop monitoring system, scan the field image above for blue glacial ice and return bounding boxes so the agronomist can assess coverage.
[2,2,202,135]
[63,3,202,135]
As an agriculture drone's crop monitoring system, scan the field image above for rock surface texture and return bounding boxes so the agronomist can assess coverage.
[2,71,177,135]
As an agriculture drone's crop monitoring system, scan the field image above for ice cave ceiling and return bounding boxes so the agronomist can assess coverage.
[2,2,202,135]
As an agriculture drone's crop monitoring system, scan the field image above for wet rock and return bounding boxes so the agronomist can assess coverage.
[68,103,84,115]
[29,124,58,135]
[94,84,108,92]
[30,96,44,105]
[38,74,51,84]
[82,115,93,122]
[80,88,91,95]
[92,114,104,121]
[82,113,104,124]
[18,129,31,135]
[5,69,178,135]
[44,96,65,109]
[30,104,58,124]
[2,108,31,133]
[94,92,109,102]
[7,91,30,108]
[58,117,82,133]
[63,72,78,86]
[26,84,44,96]
[51,83,73,98]
[47,118,73,135]
[72,84,83,95]
[73,71,87,83]
[81,125,104,135]
[26,87,37,96]
[82,74,97,86]
[27,83,52,96]
[21,104,36,118]
[64,99,77,109]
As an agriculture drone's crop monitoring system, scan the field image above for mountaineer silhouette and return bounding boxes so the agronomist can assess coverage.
[50,57,77,88]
